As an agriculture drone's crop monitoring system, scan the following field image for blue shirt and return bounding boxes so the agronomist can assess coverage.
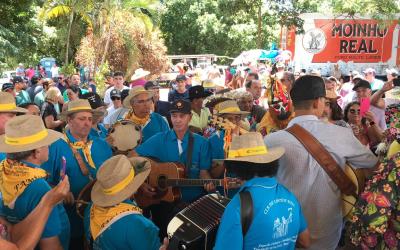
[0,162,70,249]
[136,130,211,202]
[41,130,112,238]
[141,112,169,143]
[214,177,307,250]
[84,200,160,250]
[0,153,6,162]
[89,123,109,140]
[168,89,189,102]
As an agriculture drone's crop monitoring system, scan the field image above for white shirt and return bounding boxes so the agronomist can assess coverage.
[51,66,59,77]
[264,115,378,250]
[103,105,119,125]
[104,85,130,105]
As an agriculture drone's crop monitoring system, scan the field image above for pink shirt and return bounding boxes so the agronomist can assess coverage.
[130,78,147,88]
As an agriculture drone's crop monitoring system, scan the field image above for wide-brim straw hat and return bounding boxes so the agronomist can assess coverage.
[0,115,62,153]
[123,86,153,108]
[59,99,105,121]
[0,92,27,114]
[130,68,150,81]
[91,155,151,207]
[224,132,285,164]
[216,100,250,116]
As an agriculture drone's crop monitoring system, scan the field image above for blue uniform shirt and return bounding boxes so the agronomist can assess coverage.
[214,177,307,250]
[208,131,225,160]
[0,162,70,249]
[141,112,169,143]
[168,89,189,102]
[41,130,112,238]
[84,200,160,250]
[0,152,6,162]
[89,123,109,140]
[136,130,211,202]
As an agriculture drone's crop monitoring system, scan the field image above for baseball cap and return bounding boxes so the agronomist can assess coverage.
[352,79,371,91]
[290,75,326,102]
[144,81,160,90]
[12,76,24,84]
[110,89,121,98]
[170,100,191,114]
[363,68,376,74]
[1,83,14,92]
[176,75,187,82]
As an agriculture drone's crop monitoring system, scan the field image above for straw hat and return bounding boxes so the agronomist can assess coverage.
[216,100,250,116]
[91,155,151,207]
[0,92,27,113]
[130,68,150,81]
[224,132,284,164]
[0,115,62,153]
[123,86,153,108]
[59,99,105,121]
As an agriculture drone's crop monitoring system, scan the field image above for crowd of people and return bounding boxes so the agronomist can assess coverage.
[0,61,399,250]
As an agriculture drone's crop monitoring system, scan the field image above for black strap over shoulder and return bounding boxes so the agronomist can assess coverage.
[239,190,253,237]
[185,132,194,177]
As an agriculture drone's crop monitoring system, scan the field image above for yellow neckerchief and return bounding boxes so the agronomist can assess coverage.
[90,202,142,240]
[63,134,96,169]
[0,159,47,209]
[124,109,150,126]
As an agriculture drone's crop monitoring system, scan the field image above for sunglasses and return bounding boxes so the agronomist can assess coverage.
[111,97,121,101]
[349,109,360,115]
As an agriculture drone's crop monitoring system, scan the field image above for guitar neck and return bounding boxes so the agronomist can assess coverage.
[166,179,223,187]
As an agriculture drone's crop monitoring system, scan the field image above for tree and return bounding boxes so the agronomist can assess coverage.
[40,0,93,65]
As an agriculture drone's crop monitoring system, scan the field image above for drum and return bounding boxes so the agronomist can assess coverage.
[76,180,96,219]
[109,120,142,152]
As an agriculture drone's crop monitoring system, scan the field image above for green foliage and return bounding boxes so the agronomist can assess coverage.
[94,62,111,97]
[59,63,76,75]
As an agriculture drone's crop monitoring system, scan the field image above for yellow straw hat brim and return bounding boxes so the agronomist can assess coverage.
[224,146,285,164]
[91,157,151,207]
[0,129,62,153]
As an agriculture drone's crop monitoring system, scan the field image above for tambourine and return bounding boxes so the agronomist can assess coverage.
[108,120,142,152]
[76,180,96,218]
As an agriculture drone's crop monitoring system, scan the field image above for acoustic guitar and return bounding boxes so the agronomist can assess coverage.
[134,160,241,208]
[342,164,366,220]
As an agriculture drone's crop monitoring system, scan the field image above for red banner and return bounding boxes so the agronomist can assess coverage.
[311,19,397,63]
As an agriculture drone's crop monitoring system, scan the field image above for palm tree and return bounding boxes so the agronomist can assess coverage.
[40,0,93,65]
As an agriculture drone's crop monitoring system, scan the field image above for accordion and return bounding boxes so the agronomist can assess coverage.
[167,193,230,250]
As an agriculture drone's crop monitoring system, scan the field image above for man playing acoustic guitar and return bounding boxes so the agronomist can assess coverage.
[133,99,215,239]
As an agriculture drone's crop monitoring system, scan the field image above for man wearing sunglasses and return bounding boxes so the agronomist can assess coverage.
[103,89,123,128]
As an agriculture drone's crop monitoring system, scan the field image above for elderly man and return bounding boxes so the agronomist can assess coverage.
[237,91,266,130]
[144,81,170,119]
[278,71,295,93]
[0,92,27,161]
[41,99,112,250]
[122,86,169,143]
[0,115,70,250]
[364,67,384,91]
[265,75,377,249]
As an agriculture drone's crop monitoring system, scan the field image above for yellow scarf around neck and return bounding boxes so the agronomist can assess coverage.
[90,203,142,240]
[63,135,96,169]
[0,160,47,208]
[125,110,150,126]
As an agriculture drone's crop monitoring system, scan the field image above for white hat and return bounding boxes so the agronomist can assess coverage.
[386,68,399,76]
[130,68,150,81]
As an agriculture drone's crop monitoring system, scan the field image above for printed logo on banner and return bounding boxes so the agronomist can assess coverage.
[302,28,327,54]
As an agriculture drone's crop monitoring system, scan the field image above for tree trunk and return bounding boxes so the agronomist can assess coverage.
[257,5,262,49]
[65,11,75,65]
[100,23,112,65]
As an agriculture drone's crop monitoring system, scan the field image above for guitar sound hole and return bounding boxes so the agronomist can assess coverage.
[157,175,167,190]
